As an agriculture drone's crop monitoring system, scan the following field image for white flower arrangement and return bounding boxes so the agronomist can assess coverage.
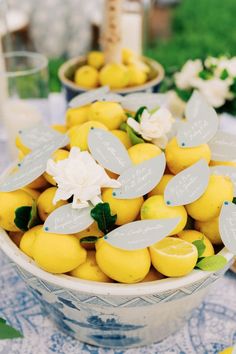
[174,56,236,110]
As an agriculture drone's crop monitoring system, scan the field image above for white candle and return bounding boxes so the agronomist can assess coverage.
[0,35,8,118]
[121,12,142,55]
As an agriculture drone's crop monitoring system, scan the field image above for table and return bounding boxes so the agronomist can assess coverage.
[0,101,236,354]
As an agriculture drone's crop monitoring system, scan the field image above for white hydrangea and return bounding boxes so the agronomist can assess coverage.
[174,59,203,89]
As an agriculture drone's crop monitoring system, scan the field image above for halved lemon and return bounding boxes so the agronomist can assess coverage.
[149,237,198,277]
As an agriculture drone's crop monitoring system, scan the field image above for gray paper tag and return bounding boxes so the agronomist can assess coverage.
[104,218,181,250]
[209,131,236,161]
[19,124,66,150]
[0,134,69,192]
[219,201,236,254]
[69,86,110,108]
[88,128,132,174]
[211,165,236,196]
[164,159,210,206]
[121,93,168,112]
[100,93,123,102]
[44,203,94,234]
[177,91,218,147]
[114,153,166,199]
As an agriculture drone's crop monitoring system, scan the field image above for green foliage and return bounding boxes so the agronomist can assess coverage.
[90,203,117,234]
[80,236,99,244]
[14,202,40,231]
[192,239,206,258]
[0,318,23,339]
[196,255,227,271]
[48,58,66,92]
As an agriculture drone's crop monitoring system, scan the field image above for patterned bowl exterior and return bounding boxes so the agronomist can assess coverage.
[0,229,233,349]
[58,56,165,102]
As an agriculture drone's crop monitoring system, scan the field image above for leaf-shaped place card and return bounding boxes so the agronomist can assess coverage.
[44,203,94,234]
[69,86,110,108]
[121,93,168,112]
[164,159,210,206]
[113,153,166,199]
[100,92,123,102]
[88,128,132,174]
[210,165,236,196]
[177,91,218,147]
[19,124,66,150]
[104,218,181,250]
[219,201,236,254]
[208,131,236,161]
[0,134,69,192]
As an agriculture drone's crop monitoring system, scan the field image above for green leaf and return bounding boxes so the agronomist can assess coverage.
[192,239,206,257]
[175,88,193,102]
[90,203,117,234]
[0,319,23,339]
[134,106,146,122]
[120,122,128,132]
[233,197,236,205]
[125,112,134,119]
[196,255,227,271]
[220,68,229,80]
[198,69,212,80]
[126,125,145,145]
[14,202,40,231]
[80,236,99,244]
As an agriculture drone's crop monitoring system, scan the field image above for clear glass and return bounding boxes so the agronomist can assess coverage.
[0,51,49,159]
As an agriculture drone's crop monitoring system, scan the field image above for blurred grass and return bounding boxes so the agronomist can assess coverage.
[146,0,236,72]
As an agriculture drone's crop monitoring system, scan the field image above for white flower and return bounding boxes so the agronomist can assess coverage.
[192,77,233,108]
[215,57,236,78]
[174,59,203,89]
[127,107,174,149]
[204,56,220,69]
[46,147,121,209]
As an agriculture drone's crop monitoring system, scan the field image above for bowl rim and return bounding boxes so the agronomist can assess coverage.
[58,55,165,94]
[0,227,233,297]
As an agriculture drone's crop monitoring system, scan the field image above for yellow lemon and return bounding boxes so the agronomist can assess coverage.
[149,237,198,277]
[148,174,174,197]
[127,65,147,86]
[99,63,130,89]
[186,175,234,221]
[15,135,31,155]
[210,160,236,167]
[195,217,222,245]
[141,267,165,282]
[69,120,108,151]
[22,187,41,201]
[51,124,67,134]
[178,230,214,257]
[43,149,69,185]
[128,143,162,165]
[20,225,43,258]
[102,188,143,225]
[88,101,126,130]
[66,105,90,128]
[37,187,67,221]
[33,230,87,273]
[165,137,211,174]
[95,238,151,283]
[111,130,132,149]
[74,65,99,89]
[122,48,136,65]
[88,51,105,69]
[75,222,104,250]
[219,348,233,354]
[141,195,187,235]
[70,250,112,282]
[27,175,48,190]
[0,190,34,231]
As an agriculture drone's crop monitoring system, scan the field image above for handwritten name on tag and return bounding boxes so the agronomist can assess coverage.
[44,203,94,234]
[0,134,69,192]
[209,131,236,161]
[100,93,123,102]
[114,153,166,199]
[104,218,181,250]
[69,86,110,108]
[164,159,210,206]
[19,125,66,150]
[177,91,218,147]
[219,201,236,254]
[121,93,167,112]
[211,165,236,196]
[88,128,132,174]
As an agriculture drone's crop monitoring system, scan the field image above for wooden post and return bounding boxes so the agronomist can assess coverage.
[101,0,123,64]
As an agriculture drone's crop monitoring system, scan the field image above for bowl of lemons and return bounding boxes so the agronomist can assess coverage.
[0,92,235,349]
[59,49,165,102]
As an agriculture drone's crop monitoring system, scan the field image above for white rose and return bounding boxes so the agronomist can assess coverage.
[174,59,203,89]
[46,147,120,209]
[216,57,236,78]
[204,56,220,69]
[127,107,174,149]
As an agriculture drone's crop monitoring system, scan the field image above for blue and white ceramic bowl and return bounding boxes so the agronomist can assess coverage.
[58,56,165,102]
[0,228,233,349]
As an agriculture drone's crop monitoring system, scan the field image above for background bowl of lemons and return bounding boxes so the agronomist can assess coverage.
[59,49,165,102]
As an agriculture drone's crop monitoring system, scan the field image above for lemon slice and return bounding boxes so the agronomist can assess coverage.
[149,237,198,277]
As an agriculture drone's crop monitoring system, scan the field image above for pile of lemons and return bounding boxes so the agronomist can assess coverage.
[1,100,234,284]
[73,49,151,89]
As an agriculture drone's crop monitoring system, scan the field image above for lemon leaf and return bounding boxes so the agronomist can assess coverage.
[196,255,227,271]
[28,201,40,229]
[80,236,99,244]
[192,239,206,257]
[126,125,145,145]
[134,106,146,122]
[90,203,117,234]
[14,202,40,231]
[0,318,23,339]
